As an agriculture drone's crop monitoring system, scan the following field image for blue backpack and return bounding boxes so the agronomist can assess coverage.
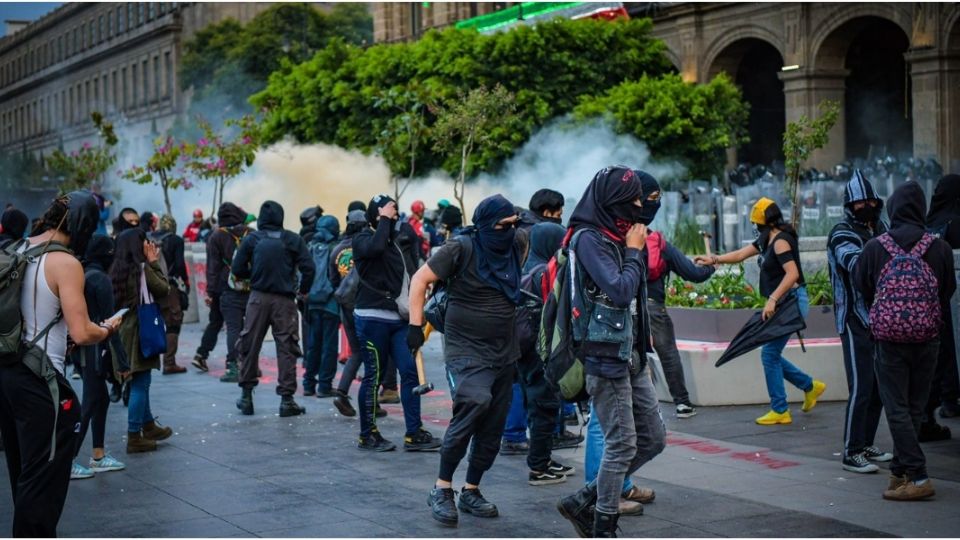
[307,241,335,307]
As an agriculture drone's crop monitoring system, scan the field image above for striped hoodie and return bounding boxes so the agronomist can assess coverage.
[826,170,886,334]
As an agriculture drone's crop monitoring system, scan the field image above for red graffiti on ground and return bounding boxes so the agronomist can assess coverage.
[666,433,800,470]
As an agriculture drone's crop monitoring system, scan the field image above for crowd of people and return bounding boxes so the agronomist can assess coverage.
[0,166,957,537]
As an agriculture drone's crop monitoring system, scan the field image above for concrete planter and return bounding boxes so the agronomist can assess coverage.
[666,304,837,342]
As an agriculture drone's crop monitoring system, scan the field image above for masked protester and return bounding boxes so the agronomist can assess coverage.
[921,174,960,429]
[150,215,190,375]
[111,207,140,236]
[302,215,342,397]
[299,205,324,244]
[518,188,565,231]
[0,208,28,249]
[826,170,894,474]
[0,191,121,537]
[408,194,522,527]
[183,209,204,243]
[204,203,254,382]
[350,194,441,452]
[69,235,129,480]
[555,166,666,538]
[232,201,316,417]
[855,182,956,501]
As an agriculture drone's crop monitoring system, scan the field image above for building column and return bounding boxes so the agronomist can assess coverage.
[778,68,848,169]
[906,48,960,172]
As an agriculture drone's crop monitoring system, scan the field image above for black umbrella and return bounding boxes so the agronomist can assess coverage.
[715,293,808,368]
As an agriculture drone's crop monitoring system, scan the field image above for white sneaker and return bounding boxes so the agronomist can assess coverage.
[863,446,893,462]
[676,403,697,418]
[71,462,95,480]
[89,454,126,473]
[842,452,879,474]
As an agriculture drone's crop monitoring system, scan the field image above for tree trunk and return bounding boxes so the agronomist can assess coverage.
[790,165,801,228]
[455,143,469,224]
[162,178,173,217]
[218,177,226,211]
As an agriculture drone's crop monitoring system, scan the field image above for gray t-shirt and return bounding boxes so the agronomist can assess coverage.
[427,237,519,364]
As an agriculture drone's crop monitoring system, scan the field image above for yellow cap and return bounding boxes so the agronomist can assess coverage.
[750,197,776,225]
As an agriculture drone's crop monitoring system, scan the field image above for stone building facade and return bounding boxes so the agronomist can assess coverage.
[0,2,278,157]
[372,2,960,172]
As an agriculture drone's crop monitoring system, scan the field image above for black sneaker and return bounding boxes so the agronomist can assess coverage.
[192,355,209,372]
[236,388,254,416]
[842,452,879,474]
[404,428,442,452]
[333,392,357,417]
[549,460,576,476]
[553,430,584,450]
[918,421,952,442]
[529,470,567,486]
[279,397,306,417]
[375,406,388,418]
[303,387,317,397]
[676,403,697,418]
[358,431,396,452]
[457,487,498,517]
[427,487,458,527]
[500,439,529,456]
[863,446,893,462]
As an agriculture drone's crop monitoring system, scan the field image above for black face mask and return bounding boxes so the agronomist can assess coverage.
[638,200,661,226]
[612,201,644,225]
[752,223,771,240]
[852,205,881,224]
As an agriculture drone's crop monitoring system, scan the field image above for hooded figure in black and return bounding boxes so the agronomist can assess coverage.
[924,174,960,427]
[410,194,523,526]
[111,207,140,236]
[0,208,28,248]
[196,201,255,379]
[558,166,666,538]
[299,205,324,244]
[855,181,956,499]
[518,188,564,231]
[73,234,130,472]
[827,169,893,471]
[232,200,315,418]
[523,222,566,274]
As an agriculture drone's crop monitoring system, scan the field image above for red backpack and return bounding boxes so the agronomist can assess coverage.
[868,233,941,343]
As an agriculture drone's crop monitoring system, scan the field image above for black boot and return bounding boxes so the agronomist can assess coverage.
[236,387,254,416]
[918,421,952,442]
[557,484,597,538]
[593,509,619,538]
[427,487,458,527]
[279,395,306,417]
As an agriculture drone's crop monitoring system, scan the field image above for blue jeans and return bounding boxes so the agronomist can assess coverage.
[585,401,632,494]
[760,287,813,413]
[303,309,340,393]
[354,315,422,438]
[127,370,154,433]
[503,382,528,443]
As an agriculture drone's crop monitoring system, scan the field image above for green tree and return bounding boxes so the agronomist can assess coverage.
[47,112,119,192]
[253,17,673,175]
[573,73,749,180]
[782,100,840,225]
[121,136,193,216]
[432,84,520,218]
[184,116,261,215]
[373,83,432,202]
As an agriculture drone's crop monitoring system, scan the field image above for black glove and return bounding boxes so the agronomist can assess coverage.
[407,324,425,352]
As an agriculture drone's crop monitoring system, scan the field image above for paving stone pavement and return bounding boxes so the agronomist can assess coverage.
[2,323,958,537]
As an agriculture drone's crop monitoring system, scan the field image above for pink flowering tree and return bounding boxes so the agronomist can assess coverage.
[185,115,260,215]
[48,112,119,192]
[121,136,194,216]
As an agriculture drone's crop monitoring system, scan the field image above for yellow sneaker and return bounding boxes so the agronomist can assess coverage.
[755,410,792,425]
[802,380,826,412]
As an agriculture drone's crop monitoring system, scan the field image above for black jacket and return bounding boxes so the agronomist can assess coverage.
[855,182,956,317]
[232,201,315,297]
[352,217,410,312]
[206,203,250,297]
[80,262,130,375]
[151,231,188,284]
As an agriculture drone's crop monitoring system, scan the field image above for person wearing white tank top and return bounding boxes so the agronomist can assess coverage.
[0,193,119,537]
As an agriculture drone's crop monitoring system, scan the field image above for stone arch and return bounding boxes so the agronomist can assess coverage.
[659,44,681,74]
[702,26,785,81]
[946,6,960,52]
[810,4,912,71]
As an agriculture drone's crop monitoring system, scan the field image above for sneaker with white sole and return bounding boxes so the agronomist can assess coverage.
[71,462,95,480]
[676,403,697,418]
[548,460,576,476]
[842,452,879,474]
[529,470,567,486]
[89,454,126,473]
[863,446,893,462]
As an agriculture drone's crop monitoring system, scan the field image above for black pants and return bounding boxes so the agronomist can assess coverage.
[221,290,249,367]
[840,319,884,455]
[336,306,363,395]
[648,302,691,405]
[197,293,224,359]
[238,290,302,396]
[0,363,81,537]
[439,357,514,485]
[78,352,109,453]
[925,310,959,421]
[515,348,560,472]
[876,340,939,481]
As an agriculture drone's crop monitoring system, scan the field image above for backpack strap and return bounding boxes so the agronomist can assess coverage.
[876,233,904,258]
[910,233,936,258]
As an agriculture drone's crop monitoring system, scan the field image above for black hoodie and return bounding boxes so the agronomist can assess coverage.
[231,201,315,297]
[855,182,956,316]
[205,202,252,296]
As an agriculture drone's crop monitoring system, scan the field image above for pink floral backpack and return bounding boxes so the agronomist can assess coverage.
[868,233,941,343]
